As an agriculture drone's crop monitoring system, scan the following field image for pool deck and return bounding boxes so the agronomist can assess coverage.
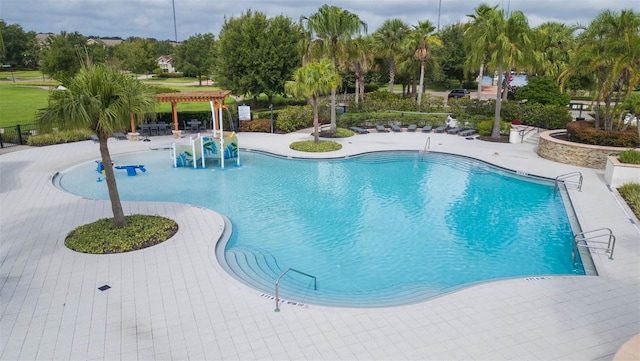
[1,130,638,360]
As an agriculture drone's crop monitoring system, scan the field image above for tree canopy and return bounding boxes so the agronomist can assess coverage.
[171,33,216,85]
[215,10,302,104]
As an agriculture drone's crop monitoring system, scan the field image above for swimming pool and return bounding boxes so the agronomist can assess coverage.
[57,150,585,307]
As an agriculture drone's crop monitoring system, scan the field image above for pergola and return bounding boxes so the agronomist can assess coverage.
[156,91,232,132]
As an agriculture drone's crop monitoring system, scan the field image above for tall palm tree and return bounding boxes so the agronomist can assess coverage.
[302,5,367,132]
[465,5,533,138]
[561,9,640,130]
[344,36,373,108]
[286,59,342,143]
[408,20,441,109]
[465,4,497,100]
[39,64,157,228]
[531,22,577,80]
[372,19,410,93]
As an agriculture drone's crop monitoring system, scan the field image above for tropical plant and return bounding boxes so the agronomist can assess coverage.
[38,63,157,228]
[286,59,342,143]
[465,5,533,138]
[530,22,576,80]
[372,18,410,93]
[302,5,367,132]
[464,4,497,100]
[561,9,640,131]
[408,20,441,109]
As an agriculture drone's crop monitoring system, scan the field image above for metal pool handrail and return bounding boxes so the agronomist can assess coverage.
[274,268,317,312]
[554,171,583,193]
[574,228,616,260]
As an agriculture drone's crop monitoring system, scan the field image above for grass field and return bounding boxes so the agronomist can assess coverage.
[0,82,51,127]
[0,71,237,127]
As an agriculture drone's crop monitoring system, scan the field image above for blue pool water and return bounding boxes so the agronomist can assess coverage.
[58,150,584,307]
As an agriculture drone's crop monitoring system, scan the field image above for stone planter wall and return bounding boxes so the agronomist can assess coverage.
[605,155,640,187]
[538,130,625,169]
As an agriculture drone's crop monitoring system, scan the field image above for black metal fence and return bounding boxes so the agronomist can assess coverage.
[0,123,39,148]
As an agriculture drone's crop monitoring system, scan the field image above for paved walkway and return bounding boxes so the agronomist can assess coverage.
[1,130,638,360]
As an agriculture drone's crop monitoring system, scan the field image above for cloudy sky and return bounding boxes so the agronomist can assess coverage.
[2,0,637,41]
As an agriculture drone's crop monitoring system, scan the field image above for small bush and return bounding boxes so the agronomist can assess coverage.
[27,129,94,146]
[618,149,640,164]
[65,215,178,254]
[275,105,313,133]
[156,72,183,78]
[618,183,640,219]
[477,119,510,136]
[567,121,639,147]
[239,119,272,133]
[290,140,342,152]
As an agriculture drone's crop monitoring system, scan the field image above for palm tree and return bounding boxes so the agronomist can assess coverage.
[408,20,441,109]
[531,22,577,80]
[561,9,640,131]
[39,63,157,228]
[286,59,342,143]
[344,36,373,108]
[372,19,410,93]
[465,5,533,138]
[465,4,497,100]
[302,5,367,132]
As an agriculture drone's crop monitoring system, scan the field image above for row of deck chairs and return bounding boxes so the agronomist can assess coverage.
[349,125,476,136]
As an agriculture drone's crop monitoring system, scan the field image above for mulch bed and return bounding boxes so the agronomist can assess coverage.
[477,135,510,143]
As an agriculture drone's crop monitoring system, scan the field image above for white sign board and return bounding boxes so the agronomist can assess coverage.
[238,105,251,121]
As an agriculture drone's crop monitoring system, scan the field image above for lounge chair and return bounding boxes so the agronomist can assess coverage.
[407,124,417,132]
[349,126,369,134]
[447,127,462,135]
[391,124,402,132]
[459,129,477,137]
[113,132,127,140]
[90,134,99,143]
[434,126,446,133]
[422,125,432,133]
[375,124,388,132]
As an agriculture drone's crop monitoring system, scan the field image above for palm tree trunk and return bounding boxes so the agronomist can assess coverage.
[354,74,360,108]
[388,59,396,92]
[417,61,425,111]
[330,88,337,132]
[312,95,320,143]
[492,62,504,139]
[99,136,127,228]
[477,63,484,100]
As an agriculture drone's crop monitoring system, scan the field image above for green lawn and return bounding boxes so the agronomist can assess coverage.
[0,82,51,127]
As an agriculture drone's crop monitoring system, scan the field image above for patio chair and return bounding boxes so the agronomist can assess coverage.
[349,126,369,134]
[459,129,477,137]
[391,124,402,132]
[447,127,462,135]
[113,132,127,140]
[408,124,417,132]
[434,126,446,133]
[422,125,433,133]
[375,124,388,132]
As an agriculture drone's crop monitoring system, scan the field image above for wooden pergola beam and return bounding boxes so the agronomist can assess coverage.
[156,91,232,131]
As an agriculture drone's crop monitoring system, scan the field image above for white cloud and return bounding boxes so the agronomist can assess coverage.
[1,0,636,40]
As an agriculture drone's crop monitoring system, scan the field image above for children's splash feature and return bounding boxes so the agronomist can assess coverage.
[170,100,240,169]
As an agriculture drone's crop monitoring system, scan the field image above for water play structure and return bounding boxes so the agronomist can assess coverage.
[170,100,239,169]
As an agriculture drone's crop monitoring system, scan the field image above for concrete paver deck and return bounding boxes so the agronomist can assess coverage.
[1,130,638,360]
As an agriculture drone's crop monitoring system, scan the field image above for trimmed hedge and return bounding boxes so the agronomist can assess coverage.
[566,121,639,147]
[239,119,272,132]
[27,129,94,146]
[276,105,313,133]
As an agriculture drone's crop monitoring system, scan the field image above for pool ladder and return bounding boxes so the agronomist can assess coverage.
[554,171,583,193]
[274,268,317,312]
[421,136,431,160]
[573,228,616,261]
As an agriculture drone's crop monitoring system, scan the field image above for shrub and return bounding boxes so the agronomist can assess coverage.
[618,149,640,164]
[289,140,342,152]
[275,105,313,133]
[618,183,640,219]
[27,129,94,146]
[239,119,272,133]
[65,215,178,254]
[477,120,510,136]
[156,72,183,78]
[567,121,639,147]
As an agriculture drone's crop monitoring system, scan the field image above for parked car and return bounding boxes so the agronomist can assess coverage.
[447,88,471,100]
